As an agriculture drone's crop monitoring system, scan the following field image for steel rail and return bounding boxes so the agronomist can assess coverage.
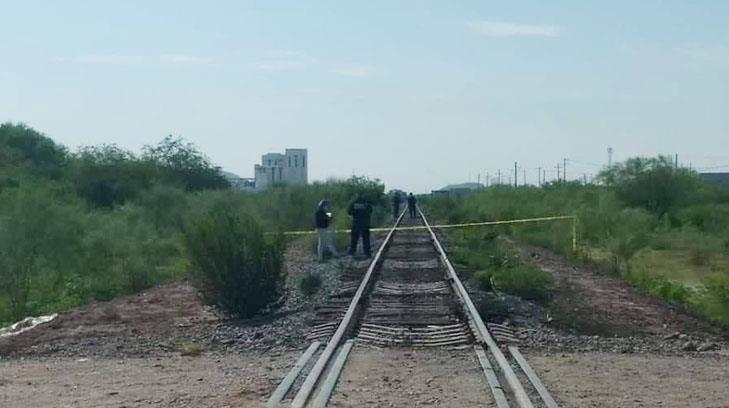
[289,210,407,408]
[419,207,536,408]
[509,346,559,408]
[266,341,322,407]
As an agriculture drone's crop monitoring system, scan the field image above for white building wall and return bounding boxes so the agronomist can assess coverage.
[284,148,308,184]
[254,148,307,190]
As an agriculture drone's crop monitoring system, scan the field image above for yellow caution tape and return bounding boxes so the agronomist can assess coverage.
[282,215,576,235]
[282,214,578,251]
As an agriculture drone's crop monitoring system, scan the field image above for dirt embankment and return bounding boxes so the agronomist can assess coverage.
[525,244,725,339]
[489,242,727,355]
[0,282,218,358]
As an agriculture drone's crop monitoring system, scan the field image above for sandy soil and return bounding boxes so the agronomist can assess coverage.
[526,350,729,408]
[0,352,295,408]
[328,346,493,407]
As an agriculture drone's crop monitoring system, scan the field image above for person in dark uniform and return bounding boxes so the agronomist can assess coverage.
[407,193,417,218]
[347,194,373,257]
[392,192,402,219]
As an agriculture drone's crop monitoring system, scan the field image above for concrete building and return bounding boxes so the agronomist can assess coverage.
[432,182,483,197]
[221,171,256,191]
[254,148,308,190]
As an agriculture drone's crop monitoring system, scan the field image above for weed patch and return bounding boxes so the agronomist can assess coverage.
[456,230,553,304]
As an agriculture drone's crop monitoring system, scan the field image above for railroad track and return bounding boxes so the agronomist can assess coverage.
[267,209,558,408]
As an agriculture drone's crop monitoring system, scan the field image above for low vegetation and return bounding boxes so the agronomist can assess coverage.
[185,206,285,318]
[0,123,387,324]
[426,156,729,327]
[451,230,553,304]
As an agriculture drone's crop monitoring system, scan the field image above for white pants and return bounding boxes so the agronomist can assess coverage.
[317,228,338,260]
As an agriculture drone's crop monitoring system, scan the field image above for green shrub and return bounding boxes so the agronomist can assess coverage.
[184,205,285,318]
[142,135,230,192]
[298,270,323,297]
[700,274,729,326]
[491,265,553,304]
[598,156,701,216]
[0,188,84,320]
[678,204,729,233]
[452,229,552,304]
[650,278,692,305]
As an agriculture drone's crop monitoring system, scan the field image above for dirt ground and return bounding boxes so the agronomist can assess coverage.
[328,346,491,408]
[4,348,729,408]
[0,351,295,408]
[526,350,729,408]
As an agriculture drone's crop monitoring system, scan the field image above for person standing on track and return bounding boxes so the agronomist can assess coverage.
[315,200,339,261]
[407,193,417,218]
[347,193,373,258]
[392,192,402,220]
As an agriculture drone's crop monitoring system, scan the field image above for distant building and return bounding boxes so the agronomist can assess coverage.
[431,190,450,197]
[432,182,483,197]
[701,172,729,184]
[221,171,256,191]
[254,148,308,190]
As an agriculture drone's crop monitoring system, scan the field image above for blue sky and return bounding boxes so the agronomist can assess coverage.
[2,1,729,192]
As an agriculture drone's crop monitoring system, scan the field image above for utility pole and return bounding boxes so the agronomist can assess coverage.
[497,169,501,185]
[514,162,518,188]
[563,158,567,184]
[486,172,489,188]
[523,168,526,186]
[556,163,561,183]
[608,146,614,168]
[537,167,542,186]
[675,153,679,169]
[583,173,587,185]
[477,173,481,187]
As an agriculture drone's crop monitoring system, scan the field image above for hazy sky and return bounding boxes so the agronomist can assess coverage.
[2,1,729,192]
